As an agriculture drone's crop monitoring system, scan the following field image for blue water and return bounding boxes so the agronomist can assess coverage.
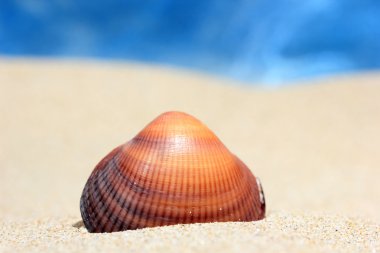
[1,0,380,85]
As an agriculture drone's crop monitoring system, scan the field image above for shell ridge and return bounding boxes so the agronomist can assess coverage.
[203,135,219,222]
[218,148,237,221]
[248,172,260,220]
[86,165,112,231]
[121,129,153,230]
[247,172,264,220]
[232,158,256,221]
[206,136,220,220]
[216,153,242,221]
[84,158,116,232]
[109,139,146,231]
[156,122,180,227]
[98,158,124,232]
[103,166,125,232]
[84,177,99,232]
[141,120,169,228]
[159,133,178,226]
[236,158,260,220]
[216,147,240,221]
[80,183,93,231]
[102,151,133,232]
[133,123,161,229]
[109,147,146,231]
[195,134,205,222]
[232,159,249,221]
[187,132,200,224]
[166,136,182,224]
[81,145,124,231]
[91,159,121,232]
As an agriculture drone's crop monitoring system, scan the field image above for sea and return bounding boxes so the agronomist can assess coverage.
[1,0,380,85]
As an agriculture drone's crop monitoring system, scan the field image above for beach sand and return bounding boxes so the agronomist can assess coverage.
[0,59,379,252]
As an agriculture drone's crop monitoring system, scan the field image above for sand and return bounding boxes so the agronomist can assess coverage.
[0,58,379,252]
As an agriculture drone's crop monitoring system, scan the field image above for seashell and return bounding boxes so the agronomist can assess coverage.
[80,111,265,233]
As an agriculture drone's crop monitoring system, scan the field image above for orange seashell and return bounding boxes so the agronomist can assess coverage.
[80,111,265,233]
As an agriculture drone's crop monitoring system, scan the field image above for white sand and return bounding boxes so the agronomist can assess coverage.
[0,58,379,252]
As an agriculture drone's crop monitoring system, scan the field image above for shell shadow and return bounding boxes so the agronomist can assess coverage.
[72,220,84,229]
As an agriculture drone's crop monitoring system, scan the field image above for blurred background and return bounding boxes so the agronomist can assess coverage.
[1,0,380,85]
[1,1,380,245]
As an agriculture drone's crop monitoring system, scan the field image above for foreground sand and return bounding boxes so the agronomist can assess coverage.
[1,59,379,252]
